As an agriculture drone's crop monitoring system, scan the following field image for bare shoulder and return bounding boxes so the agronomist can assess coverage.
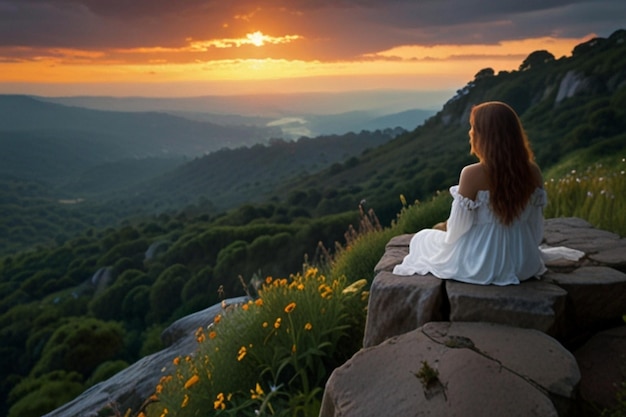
[458,163,488,200]
[530,162,544,188]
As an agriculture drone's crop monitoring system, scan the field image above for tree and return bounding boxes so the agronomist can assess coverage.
[31,318,125,377]
[474,68,495,80]
[519,50,555,71]
[149,264,190,322]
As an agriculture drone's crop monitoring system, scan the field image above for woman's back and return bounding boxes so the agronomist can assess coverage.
[458,162,543,205]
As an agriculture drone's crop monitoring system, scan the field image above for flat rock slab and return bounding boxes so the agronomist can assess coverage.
[543,217,625,269]
[363,271,444,347]
[321,322,581,417]
[447,279,568,337]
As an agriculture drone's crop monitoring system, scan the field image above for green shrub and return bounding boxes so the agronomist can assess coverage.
[31,318,125,377]
[7,371,84,417]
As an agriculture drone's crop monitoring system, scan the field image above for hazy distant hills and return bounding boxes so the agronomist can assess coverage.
[0,95,278,159]
[0,93,434,191]
[40,92,440,139]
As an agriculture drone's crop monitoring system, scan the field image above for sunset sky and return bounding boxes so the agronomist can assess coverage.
[0,0,624,97]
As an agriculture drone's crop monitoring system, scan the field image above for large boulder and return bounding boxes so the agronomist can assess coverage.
[320,322,581,417]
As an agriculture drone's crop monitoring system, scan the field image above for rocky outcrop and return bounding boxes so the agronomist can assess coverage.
[323,217,626,416]
[42,296,248,417]
[365,217,626,348]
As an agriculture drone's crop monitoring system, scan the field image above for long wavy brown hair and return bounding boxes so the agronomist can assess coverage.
[470,101,537,225]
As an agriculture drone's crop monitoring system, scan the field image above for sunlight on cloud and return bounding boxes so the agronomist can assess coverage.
[367,36,594,61]
[189,32,302,50]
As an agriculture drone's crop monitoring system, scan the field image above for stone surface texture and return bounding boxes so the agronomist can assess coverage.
[363,271,444,347]
[320,322,580,417]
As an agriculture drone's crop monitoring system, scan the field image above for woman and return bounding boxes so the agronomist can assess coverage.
[393,101,547,285]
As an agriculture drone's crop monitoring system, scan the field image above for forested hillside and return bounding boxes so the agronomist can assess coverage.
[0,29,625,417]
[272,29,626,224]
[0,128,401,255]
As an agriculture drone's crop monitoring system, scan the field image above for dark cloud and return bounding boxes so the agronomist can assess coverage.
[0,0,623,59]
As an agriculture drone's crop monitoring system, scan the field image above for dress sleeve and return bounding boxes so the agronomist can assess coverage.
[529,188,547,245]
[445,186,480,244]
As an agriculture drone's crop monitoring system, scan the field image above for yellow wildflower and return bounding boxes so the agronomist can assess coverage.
[305,267,318,279]
[262,321,268,328]
[297,283,305,291]
[159,408,168,417]
[319,284,333,298]
[255,298,264,306]
[237,346,247,361]
[274,318,282,329]
[214,393,226,410]
[209,331,217,339]
[172,357,180,366]
[265,276,273,284]
[242,303,249,311]
[292,344,297,353]
[155,384,163,394]
[184,375,199,389]
[284,302,296,313]
[250,382,264,400]
[181,394,189,408]
[214,314,221,324]
[304,323,313,331]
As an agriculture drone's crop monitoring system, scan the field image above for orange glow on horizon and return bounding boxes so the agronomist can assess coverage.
[0,35,591,95]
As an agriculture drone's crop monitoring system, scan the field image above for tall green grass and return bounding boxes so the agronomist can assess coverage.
[544,159,625,236]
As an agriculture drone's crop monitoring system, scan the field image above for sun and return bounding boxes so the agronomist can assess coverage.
[247,31,266,47]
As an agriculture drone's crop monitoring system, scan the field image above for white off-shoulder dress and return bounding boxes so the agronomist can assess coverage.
[392,185,548,285]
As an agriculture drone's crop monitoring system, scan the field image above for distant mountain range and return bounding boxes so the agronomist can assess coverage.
[0,95,278,159]
[38,91,440,139]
